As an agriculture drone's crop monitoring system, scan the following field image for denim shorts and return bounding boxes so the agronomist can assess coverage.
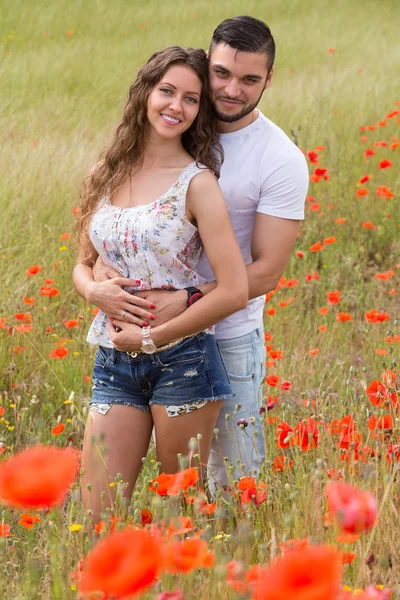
[90,332,232,416]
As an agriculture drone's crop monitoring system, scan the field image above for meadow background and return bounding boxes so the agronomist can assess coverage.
[0,0,399,598]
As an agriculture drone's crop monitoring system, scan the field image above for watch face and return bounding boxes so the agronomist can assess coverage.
[189,292,204,305]
[141,340,157,354]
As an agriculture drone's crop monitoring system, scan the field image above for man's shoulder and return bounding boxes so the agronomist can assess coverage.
[255,112,302,156]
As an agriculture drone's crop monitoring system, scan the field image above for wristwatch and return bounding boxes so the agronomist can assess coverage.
[185,286,204,307]
[141,326,157,354]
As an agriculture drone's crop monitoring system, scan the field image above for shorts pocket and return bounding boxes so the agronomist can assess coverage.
[156,337,204,368]
[93,346,111,369]
[229,373,255,382]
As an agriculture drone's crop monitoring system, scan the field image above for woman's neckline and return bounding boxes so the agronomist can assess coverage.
[105,161,196,211]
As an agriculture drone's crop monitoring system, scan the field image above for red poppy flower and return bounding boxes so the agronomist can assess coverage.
[293,418,318,451]
[141,509,153,526]
[356,188,369,197]
[341,552,356,564]
[27,265,42,277]
[363,222,376,230]
[166,468,199,496]
[49,347,69,359]
[272,455,294,472]
[18,514,42,530]
[337,312,352,322]
[0,523,12,537]
[323,236,336,245]
[281,381,292,390]
[63,319,79,328]
[379,159,392,169]
[327,290,341,305]
[157,591,184,600]
[163,537,214,574]
[359,175,371,184]
[252,544,342,600]
[79,527,162,598]
[307,151,319,164]
[364,148,374,156]
[150,473,175,496]
[52,423,65,435]
[276,421,293,449]
[366,380,397,408]
[364,310,390,323]
[266,375,280,387]
[0,445,79,509]
[310,241,325,253]
[375,185,394,199]
[376,270,395,280]
[326,481,377,534]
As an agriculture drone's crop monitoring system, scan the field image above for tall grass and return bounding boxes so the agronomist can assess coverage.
[0,0,399,597]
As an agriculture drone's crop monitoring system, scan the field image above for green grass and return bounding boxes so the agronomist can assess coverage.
[0,0,399,598]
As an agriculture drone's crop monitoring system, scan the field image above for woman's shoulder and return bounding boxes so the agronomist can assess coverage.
[186,166,220,200]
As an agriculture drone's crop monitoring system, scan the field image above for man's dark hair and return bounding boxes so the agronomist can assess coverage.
[210,16,275,71]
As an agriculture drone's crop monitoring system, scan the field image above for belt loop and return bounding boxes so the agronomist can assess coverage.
[110,347,116,364]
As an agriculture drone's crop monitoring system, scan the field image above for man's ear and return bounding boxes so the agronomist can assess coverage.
[205,49,209,59]
[265,67,274,90]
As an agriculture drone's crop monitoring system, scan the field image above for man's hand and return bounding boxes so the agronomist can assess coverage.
[85,278,155,325]
[93,256,121,282]
[133,289,188,327]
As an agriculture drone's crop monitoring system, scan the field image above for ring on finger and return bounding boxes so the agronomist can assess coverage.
[121,310,127,320]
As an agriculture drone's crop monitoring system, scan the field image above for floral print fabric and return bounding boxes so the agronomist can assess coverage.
[87,161,212,347]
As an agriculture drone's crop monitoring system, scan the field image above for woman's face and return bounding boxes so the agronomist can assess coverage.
[147,65,202,141]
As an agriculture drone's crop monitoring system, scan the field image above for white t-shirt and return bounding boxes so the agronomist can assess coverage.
[197,110,309,340]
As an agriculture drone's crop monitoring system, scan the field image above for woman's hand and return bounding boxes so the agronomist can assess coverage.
[85,278,155,326]
[108,319,143,352]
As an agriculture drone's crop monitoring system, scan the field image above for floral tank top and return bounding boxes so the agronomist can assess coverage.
[87,161,212,347]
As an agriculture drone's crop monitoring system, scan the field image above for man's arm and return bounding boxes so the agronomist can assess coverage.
[197,213,300,299]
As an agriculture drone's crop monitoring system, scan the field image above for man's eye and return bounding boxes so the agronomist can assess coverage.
[216,70,228,77]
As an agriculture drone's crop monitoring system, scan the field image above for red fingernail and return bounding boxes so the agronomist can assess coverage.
[150,315,155,321]
[136,280,141,284]
[150,304,156,309]
[142,321,148,326]
[110,318,115,322]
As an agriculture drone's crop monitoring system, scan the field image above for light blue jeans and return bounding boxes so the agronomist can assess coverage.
[207,326,266,492]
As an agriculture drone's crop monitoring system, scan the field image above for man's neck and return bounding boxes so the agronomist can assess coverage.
[218,109,259,134]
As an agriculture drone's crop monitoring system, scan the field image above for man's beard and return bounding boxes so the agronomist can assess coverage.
[213,87,265,123]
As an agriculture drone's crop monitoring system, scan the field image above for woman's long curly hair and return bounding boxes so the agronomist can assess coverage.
[76,46,222,242]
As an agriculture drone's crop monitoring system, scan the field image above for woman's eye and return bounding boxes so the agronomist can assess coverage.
[160,88,172,94]
[186,97,198,104]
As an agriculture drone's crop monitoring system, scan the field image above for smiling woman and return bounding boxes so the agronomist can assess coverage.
[72,45,248,523]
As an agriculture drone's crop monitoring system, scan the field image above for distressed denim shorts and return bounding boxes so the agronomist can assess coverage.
[90,332,232,417]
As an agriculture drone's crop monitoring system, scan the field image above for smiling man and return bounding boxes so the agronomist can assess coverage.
[93,16,309,492]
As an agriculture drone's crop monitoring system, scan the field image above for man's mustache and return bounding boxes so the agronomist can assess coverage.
[216,96,244,104]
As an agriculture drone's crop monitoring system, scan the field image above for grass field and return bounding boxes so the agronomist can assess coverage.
[0,0,399,598]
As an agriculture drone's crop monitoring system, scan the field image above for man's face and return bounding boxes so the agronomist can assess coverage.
[209,43,273,123]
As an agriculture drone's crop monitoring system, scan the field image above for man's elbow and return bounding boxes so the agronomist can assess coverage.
[265,275,281,294]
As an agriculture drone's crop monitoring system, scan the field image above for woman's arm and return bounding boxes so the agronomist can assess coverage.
[109,171,248,349]
[72,236,155,325]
